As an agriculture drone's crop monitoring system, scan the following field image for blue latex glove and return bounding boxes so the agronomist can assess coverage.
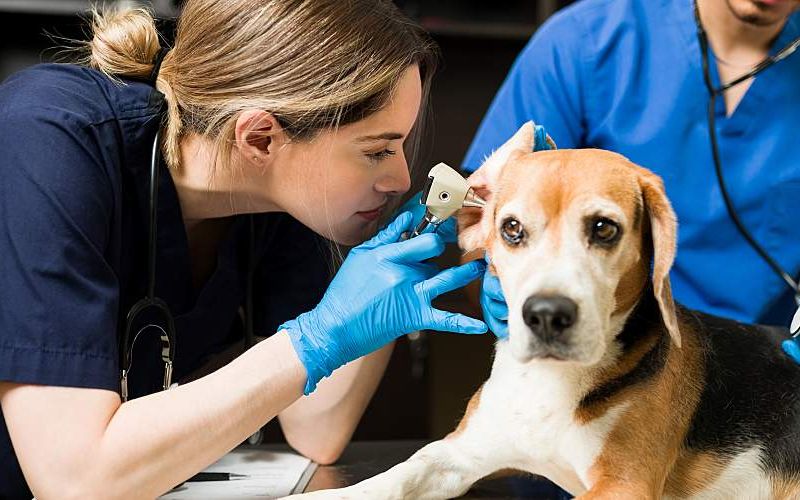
[532,123,556,152]
[481,255,508,339]
[783,339,800,363]
[395,191,458,243]
[781,308,800,363]
[281,212,488,394]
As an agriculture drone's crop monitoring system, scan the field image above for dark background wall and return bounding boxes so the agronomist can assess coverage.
[0,0,573,441]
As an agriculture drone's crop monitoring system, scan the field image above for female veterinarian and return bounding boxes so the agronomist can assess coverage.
[0,1,489,497]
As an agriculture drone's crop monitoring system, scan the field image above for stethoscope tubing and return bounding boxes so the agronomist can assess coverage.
[120,129,256,401]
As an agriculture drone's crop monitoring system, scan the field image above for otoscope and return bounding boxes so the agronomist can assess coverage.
[400,162,487,379]
[403,162,487,239]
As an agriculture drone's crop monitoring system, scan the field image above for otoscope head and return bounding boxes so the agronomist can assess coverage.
[421,163,486,220]
[405,163,486,239]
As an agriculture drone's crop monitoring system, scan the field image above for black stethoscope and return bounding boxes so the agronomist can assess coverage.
[693,1,800,308]
[120,50,256,401]
[120,131,257,402]
[120,131,176,402]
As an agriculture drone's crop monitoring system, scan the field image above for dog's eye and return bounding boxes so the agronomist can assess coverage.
[589,218,620,245]
[500,218,525,246]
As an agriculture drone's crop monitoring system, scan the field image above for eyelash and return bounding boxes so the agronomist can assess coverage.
[366,149,396,162]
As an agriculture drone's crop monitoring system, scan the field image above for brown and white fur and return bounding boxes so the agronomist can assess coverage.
[290,123,800,499]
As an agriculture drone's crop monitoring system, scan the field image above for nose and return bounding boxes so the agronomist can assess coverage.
[522,294,578,340]
[375,154,411,195]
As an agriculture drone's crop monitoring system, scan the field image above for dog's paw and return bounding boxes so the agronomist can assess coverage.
[283,484,400,500]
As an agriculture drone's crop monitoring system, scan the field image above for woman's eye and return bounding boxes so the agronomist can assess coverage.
[500,218,525,246]
[366,149,396,162]
[589,217,621,245]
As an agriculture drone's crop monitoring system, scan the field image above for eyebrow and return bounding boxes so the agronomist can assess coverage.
[355,132,404,142]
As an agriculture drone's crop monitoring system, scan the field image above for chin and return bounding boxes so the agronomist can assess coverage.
[315,214,382,246]
[331,224,377,246]
[727,0,797,25]
[332,234,362,246]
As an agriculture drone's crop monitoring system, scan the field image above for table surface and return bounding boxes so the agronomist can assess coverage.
[302,440,570,499]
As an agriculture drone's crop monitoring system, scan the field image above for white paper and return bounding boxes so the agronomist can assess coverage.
[161,448,315,499]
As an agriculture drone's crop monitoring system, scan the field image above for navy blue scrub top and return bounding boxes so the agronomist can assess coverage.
[0,64,331,498]
[463,0,800,326]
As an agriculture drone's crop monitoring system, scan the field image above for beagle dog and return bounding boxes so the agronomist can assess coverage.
[291,123,800,499]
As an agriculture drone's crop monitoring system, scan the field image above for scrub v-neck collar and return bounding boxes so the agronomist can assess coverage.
[671,0,800,137]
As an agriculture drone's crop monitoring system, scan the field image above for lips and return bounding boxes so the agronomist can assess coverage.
[356,203,387,221]
[754,0,789,6]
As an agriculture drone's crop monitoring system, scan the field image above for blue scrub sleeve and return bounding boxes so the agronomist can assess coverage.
[0,109,120,391]
[462,9,589,172]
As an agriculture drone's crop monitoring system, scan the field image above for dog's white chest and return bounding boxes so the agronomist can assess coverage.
[474,349,629,495]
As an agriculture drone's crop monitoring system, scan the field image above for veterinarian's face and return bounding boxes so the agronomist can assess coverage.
[486,152,648,365]
[275,65,420,245]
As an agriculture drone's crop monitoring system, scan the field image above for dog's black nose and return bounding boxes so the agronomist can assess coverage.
[522,294,578,340]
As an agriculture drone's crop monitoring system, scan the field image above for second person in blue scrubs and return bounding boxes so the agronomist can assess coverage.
[467,0,800,331]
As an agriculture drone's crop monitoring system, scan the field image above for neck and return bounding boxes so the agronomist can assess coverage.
[697,0,787,63]
[170,133,282,229]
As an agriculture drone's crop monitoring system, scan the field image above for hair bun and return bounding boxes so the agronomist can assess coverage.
[88,7,161,80]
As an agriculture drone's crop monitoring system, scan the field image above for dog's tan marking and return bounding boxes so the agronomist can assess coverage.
[490,150,645,257]
[576,479,658,499]
[663,450,729,497]
[447,385,483,439]
[630,195,643,231]
[612,251,649,317]
[611,194,650,316]
[769,475,800,499]
[637,169,680,347]
[585,315,704,498]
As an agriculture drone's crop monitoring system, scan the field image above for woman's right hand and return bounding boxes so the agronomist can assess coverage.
[281,212,487,394]
[481,255,509,340]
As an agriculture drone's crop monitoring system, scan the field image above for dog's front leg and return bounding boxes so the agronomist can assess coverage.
[290,435,502,500]
[289,388,513,500]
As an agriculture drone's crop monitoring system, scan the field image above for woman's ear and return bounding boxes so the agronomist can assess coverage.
[457,121,535,253]
[234,110,286,161]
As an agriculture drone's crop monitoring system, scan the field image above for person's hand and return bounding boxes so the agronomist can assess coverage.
[782,339,800,363]
[394,191,458,243]
[281,212,488,394]
[781,307,800,363]
[481,256,508,340]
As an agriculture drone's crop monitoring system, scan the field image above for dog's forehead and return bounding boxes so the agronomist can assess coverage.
[496,149,641,219]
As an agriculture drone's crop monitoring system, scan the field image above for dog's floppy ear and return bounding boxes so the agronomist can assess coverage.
[639,170,681,347]
[458,122,535,253]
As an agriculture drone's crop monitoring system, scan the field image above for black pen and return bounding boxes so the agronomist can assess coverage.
[186,472,249,482]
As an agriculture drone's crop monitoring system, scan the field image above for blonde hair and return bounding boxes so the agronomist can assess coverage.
[81,0,438,175]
